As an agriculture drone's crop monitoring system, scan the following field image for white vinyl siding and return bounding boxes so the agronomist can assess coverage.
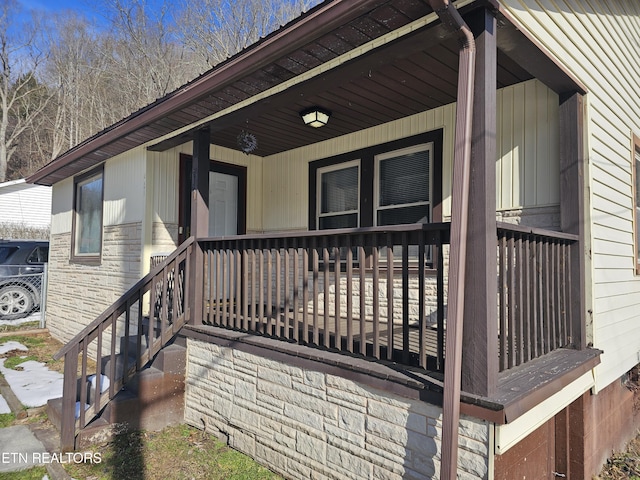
[496,80,560,210]
[501,0,640,391]
[0,180,52,229]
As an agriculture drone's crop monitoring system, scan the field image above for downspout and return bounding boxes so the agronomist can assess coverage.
[425,1,476,479]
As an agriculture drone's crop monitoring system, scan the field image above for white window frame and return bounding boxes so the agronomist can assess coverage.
[316,159,360,230]
[374,143,433,227]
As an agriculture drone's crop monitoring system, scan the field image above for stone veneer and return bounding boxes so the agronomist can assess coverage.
[46,223,143,344]
[185,337,490,480]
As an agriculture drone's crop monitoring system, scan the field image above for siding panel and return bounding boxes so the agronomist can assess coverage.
[501,0,640,392]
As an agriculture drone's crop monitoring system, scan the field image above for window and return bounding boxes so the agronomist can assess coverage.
[27,246,48,264]
[634,135,640,275]
[309,131,443,233]
[72,167,104,262]
[375,144,432,227]
[317,161,360,230]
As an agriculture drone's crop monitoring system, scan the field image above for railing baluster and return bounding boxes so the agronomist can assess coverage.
[437,231,445,372]
[312,242,319,345]
[323,239,330,349]
[243,246,249,331]
[401,232,410,364]
[346,236,353,353]
[543,239,551,354]
[302,243,309,344]
[258,246,264,333]
[523,237,531,363]
[267,245,273,336]
[372,237,380,359]
[236,242,242,330]
[284,246,290,339]
[515,236,524,367]
[275,246,282,337]
[60,345,79,451]
[250,246,257,332]
[498,234,507,371]
[418,231,426,369]
[386,233,394,361]
[358,242,366,357]
[293,245,299,342]
[109,314,117,398]
[334,243,341,349]
[205,248,218,325]
[507,233,515,369]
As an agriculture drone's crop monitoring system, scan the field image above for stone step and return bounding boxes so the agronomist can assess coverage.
[47,341,186,445]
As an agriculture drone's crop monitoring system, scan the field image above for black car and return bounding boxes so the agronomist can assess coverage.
[0,240,49,319]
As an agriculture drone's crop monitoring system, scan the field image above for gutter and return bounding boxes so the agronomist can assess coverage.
[425,1,475,479]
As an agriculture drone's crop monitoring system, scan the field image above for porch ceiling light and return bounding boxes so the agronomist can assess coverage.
[300,107,331,128]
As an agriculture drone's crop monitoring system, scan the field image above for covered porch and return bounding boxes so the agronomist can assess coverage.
[48,0,601,466]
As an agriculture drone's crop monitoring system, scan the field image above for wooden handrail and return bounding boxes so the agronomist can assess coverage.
[497,222,579,242]
[53,237,196,361]
[57,237,195,450]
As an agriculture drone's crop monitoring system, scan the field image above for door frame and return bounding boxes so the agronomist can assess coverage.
[179,153,247,243]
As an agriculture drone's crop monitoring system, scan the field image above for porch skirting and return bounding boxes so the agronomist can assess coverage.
[184,336,491,480]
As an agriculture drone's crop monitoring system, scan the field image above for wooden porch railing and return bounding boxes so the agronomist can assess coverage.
[198,224,450,371]
[52,222,580,450]
[53,237,194,451]
[496,222,579,371]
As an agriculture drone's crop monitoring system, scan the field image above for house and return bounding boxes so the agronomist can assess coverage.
[0,179,52,235]
[27,0,640,478]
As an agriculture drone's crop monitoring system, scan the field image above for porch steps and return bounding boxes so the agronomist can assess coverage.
[47,336,186,449]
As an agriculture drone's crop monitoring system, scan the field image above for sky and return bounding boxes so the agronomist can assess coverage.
[19,0,98,16]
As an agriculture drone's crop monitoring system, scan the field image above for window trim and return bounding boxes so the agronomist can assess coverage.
[633,134,640,275]
[316,159,361,230]
[71,165,104,265]
[308,130,443,231]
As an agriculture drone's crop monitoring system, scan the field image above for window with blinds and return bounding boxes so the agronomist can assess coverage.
[375,144,432,227]
[317,160,360,230]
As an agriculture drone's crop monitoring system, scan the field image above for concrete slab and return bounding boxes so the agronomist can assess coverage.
[0,425,47,472]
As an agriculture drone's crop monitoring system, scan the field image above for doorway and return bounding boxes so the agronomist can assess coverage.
[179,153,247,243]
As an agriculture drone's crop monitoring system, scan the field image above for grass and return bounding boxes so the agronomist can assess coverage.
[0,466,49,480]
[0,321,41,334]
[0,332,64,373]
[64,423,283,480]
[3,355,38,370]
[0,412,15,427]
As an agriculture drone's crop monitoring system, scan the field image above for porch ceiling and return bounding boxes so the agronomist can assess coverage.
[28,0,586,186]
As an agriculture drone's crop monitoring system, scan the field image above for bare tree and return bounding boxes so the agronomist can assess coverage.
[0,0,51,182]
[101,0,196,111]
[177,0,321,72]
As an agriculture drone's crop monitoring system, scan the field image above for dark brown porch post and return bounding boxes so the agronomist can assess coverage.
[559,93,586,349]
[462,7,498,397]
[188,127,210,325]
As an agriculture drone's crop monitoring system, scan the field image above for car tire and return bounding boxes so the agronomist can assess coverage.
[0,285,34,319]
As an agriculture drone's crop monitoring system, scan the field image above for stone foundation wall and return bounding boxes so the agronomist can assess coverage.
[185,338,491,480]
[46,223,143,344]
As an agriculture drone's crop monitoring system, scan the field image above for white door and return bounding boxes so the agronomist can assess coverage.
[208,171,238,237]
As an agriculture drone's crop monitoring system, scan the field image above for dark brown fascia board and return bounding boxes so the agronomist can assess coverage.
[26,0,399,186]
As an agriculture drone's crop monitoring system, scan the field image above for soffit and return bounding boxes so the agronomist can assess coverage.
[28,0,583,186]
